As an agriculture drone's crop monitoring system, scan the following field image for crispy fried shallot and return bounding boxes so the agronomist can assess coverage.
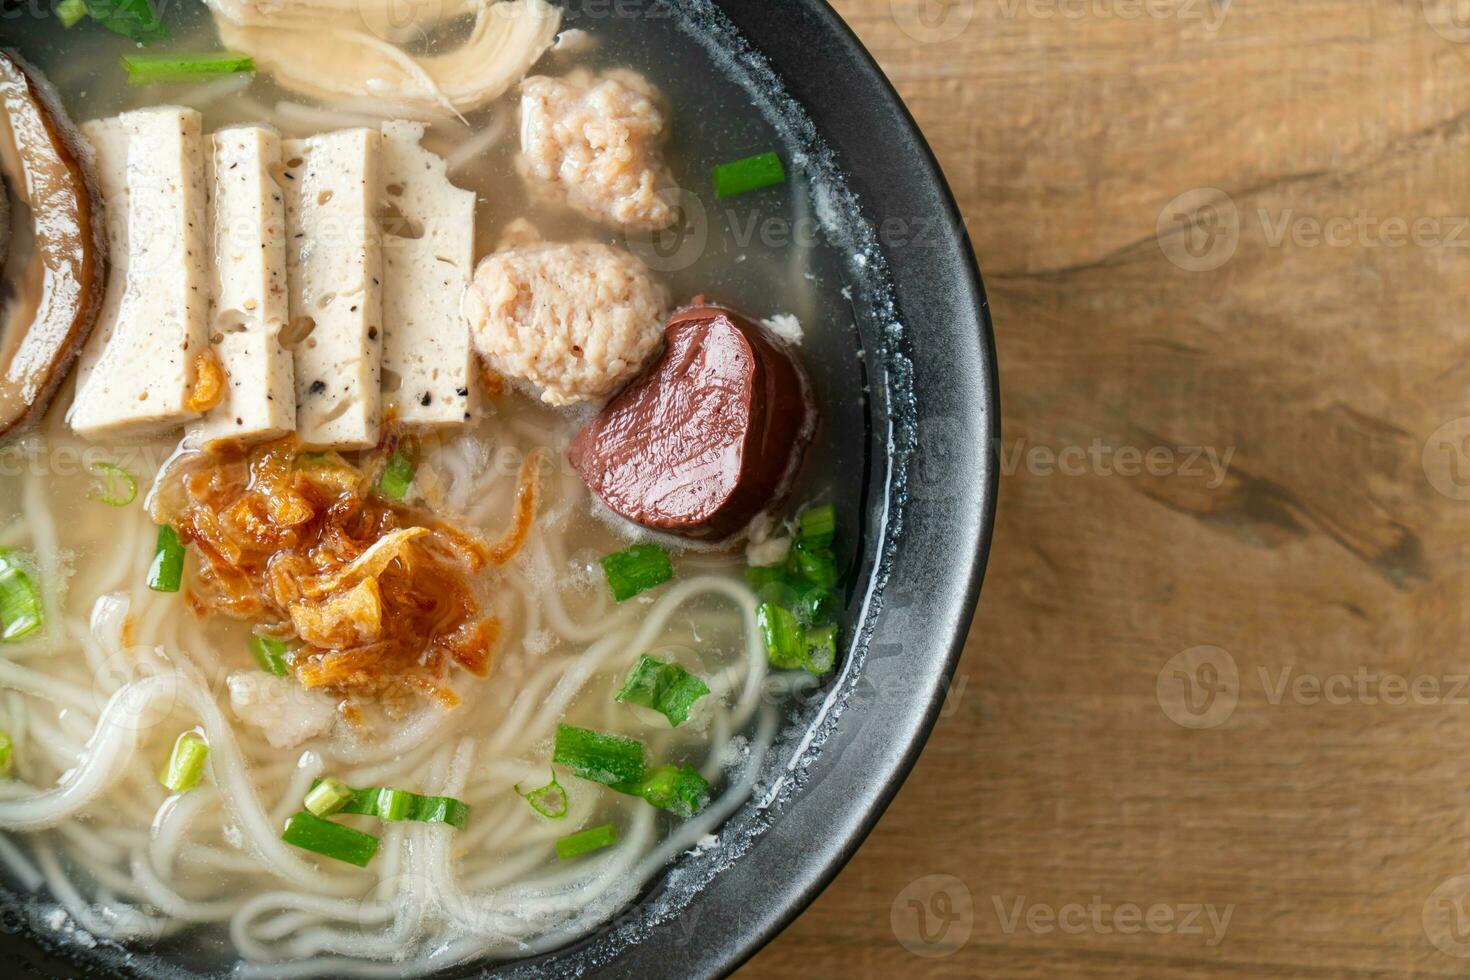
[170,435,540,706]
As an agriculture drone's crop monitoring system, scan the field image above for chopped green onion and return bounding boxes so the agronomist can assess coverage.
[159,732,209,793]
[712,151,786,198]
[377,448,415,501]
[308,780,470,829]
[758,602,808,671]
[796,587,840,627]
[87,461,137,507]
[787,541,838,590]
[122,51,254,87]
[0,731,13,778]
[304,777,353,817]
[410,795,470,829]
[281,811,379,868]
[745,564,786,592]
[616,765,710,818]
[555,823,618,860]
[148,524,185,593]
[615,655,710,727]
[57,0,87,29]
[600,544,673,602]
[805,624,838,675]
[0,549,43,643]
[553,724,647,787]
[374,787,414,821]
[797,505,836,548]
[249,634,291,677]
[515,771,569,819]
[88,0,168,43]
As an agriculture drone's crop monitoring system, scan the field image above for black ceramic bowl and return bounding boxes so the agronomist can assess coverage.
[2,0,997,976]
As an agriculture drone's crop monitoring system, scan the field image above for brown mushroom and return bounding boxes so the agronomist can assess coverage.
[0,50,105,442]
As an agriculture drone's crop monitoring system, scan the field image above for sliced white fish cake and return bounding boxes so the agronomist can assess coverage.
[69,106,209,441]
[194,125,295,444]
[379,120,475,429]
[281,128,383,450]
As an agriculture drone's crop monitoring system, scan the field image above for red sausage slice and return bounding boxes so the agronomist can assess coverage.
[568,303,816,540]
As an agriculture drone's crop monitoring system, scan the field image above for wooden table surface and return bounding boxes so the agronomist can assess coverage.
[742,1,1470,976]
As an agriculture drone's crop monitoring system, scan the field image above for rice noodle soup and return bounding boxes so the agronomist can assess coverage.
[0,0,863,973]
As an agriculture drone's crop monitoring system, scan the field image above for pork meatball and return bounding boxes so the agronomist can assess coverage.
[463,243,668,407]
[518,69,676,230]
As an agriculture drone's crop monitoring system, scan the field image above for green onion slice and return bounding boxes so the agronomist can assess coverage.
[281,811,379,868]
[0,731,14,779]
[122,51,254,87]
[304,777,353,818]
[377,448,415,501]
[159,732,209,793]
[797,505,835,548]
[148,524,185,593]
[805,624,838,675]
[615,764,710,819]
[57,0,87,27]
[796,587,840,628]
[712,151,786,199]
[88,0,169,43]
[745,563,786,594]
[88,461,137,507]
[553,724,647,787]
[0,549,43,643]
[615,655,710,727]
[787,541,838,590]
[308,780,470,829]
[757,603,838,676]
[249,634,291,677]
[555,823,618,860]
[515,770,569,819]
[411,795,470,828]
[600,544,673,602]
[758,602,807,671]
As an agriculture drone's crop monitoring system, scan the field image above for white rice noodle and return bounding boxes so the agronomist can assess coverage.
[0,408,785,976]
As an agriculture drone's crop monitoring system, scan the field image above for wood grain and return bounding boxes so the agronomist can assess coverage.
[741,1,1470,976]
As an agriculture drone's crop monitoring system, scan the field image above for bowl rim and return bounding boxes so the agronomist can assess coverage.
[551,1,1001,975]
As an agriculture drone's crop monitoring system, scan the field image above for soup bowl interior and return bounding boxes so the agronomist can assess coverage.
[0,0,997,976]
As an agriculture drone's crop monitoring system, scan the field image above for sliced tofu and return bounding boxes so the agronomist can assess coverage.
[379,121,476,429]
[281,128,383,450]
[68,118,131,406]
[68,107,209,440]
[193,126,295,445]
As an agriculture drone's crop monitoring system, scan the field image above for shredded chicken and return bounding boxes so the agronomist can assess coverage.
[170,435,540,706]
[207,0,561,115]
